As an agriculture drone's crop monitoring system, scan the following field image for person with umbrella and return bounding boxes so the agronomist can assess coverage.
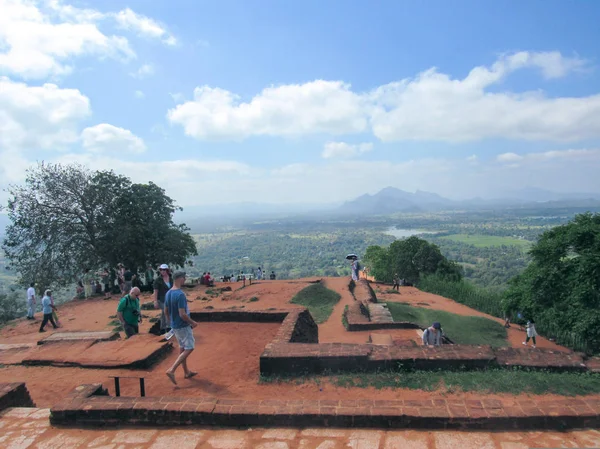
[346,254,359,281]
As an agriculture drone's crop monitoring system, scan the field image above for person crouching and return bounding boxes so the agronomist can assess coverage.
[422,322,442,346]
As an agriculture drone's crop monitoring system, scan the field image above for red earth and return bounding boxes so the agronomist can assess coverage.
[0,277,593,408]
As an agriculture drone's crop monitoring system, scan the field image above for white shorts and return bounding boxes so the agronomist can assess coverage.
[173,326,195,350]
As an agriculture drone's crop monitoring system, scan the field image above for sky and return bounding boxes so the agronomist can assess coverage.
[1,0,600,207]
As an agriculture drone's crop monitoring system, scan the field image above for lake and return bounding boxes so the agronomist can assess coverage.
[384,227,438,238]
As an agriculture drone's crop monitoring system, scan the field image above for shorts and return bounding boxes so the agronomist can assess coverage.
[104,284,110,293]
[124,323,139,338]
[173,326,195,350]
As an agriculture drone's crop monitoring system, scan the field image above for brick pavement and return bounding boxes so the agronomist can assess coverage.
[4,406,600,448]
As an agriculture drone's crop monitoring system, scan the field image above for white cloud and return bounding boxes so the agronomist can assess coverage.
[130,63,154,79]
[168,51,599,143]
[322,141,373,159]
[114,7,177,46]
[369,51,598,143]
[134,90,145,99]
[0,0,135,79]
[169,92,184,102]
[497,152,524,163]
[167,80,367,140]
[81,124,146,154]
[0,76,90,150]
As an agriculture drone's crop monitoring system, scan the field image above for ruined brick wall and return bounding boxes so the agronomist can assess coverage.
[0,383,35,411]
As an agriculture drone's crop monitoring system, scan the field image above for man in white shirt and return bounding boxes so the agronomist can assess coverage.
[26,283,36,319]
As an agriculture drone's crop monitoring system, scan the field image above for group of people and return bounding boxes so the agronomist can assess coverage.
[26,283,62,332]
[77,265,159,300]
[115,264,198,384]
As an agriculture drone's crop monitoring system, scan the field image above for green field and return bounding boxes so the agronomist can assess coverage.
[386,302,508,347]
[438,234,532,248]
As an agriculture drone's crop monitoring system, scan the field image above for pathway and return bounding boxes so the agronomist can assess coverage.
[3,407,600,449]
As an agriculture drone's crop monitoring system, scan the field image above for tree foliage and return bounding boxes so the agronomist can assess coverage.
[502,213,600,353]
[2,163,197,289]
[364,236,463,284]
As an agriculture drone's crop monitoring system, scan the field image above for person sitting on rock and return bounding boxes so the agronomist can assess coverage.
[422,322,442,346]
[204,272,214,287]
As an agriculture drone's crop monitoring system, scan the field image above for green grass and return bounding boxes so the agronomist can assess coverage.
[290,282,341,324]
[386,302,507,347]
[249,296,259,302]
[342,305,349,329]
[108,319,121,326]
[438,234,531,248]
[262,369,600,396]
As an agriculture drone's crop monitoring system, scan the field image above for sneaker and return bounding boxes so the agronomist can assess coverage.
[164,329,174,341]
[39,329,46,333]
[532,345,536,349]
[522,342,526,345]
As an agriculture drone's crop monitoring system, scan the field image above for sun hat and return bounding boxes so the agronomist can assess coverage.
[432,322,441,329]
[159,264,169,270]
[173,270,186,280]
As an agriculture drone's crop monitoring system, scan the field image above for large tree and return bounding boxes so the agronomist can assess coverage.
[364,236,462,284]
[2,163,197,289]
[502,212,600,352]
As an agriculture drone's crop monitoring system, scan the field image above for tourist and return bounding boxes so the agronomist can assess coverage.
[422,322,442,346]
[26,282,36,320]
[101,268,111,299]
[76,280,85,299]
[39,290,58,332]
[200,272,206,285]
[117,264,125,293]
[117,287,142,338]
[351,259,359,281]
[83,268,93,298]
[164,271,198,385]
[270,271,276,280]
[392,274,400,291]
[523,319,538,348]
[123,267,133,293]
[257,267,262,280]
[49,291,61,328]
[153,264,173,335]
[204,272,214,287]
[145,265,155,292]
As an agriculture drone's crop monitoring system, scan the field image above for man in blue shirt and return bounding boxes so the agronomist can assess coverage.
[164,271,198,385]
[39,289,58,332]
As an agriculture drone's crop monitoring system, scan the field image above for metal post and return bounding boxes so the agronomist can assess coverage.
[139,378,145,397]
[114,377,120,397]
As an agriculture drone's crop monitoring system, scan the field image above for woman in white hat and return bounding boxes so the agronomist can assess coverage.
[153,264,173,335]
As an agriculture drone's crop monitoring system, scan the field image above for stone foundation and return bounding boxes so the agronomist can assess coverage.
[0,383,35,412]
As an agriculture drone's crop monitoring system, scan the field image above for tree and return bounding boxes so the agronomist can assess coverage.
[364,236,462,284]
[2,163,197,289]
[502,213,600,353]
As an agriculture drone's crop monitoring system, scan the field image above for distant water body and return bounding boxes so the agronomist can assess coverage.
[384,227,438,238]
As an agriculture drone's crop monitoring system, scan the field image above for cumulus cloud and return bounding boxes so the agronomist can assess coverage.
[167,80,367,140]
[322,141,373,159]
[168,51,599,143]
[130,64,154,79]
[114,7,177,46]
[497,152,524,163]
[81,124,146,154]
[0,0,177,79]
[0,76,90,150]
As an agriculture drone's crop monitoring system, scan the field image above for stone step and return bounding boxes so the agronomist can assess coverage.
[37,331,120,345]
[368,304,394,323]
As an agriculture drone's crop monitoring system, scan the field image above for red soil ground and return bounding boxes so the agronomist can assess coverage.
[0,278,592,408]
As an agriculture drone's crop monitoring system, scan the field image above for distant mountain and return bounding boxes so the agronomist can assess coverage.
[339,187,453,215]
[340,186,600,216]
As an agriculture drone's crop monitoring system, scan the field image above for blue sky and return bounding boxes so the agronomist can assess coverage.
[1,0,600,206]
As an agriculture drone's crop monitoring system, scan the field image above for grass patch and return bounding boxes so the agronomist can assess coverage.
[386,302,507,347]
[205,289,220,297]
[261,369,600,396]
[249,296,259,302]
[385,289,400,294]
[108,315,117,319]
[108,319,121,326]
[342,305,349,329]
[112,325,123,332]
[290,282,342,324]
[438,234,531,248]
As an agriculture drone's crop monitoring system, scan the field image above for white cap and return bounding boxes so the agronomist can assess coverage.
[159,264,169,270]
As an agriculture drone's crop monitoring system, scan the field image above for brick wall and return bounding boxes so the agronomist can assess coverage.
[0,383,35,412]
[49,384,600,430]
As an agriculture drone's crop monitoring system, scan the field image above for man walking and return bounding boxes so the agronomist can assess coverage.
[39,290,58,332]
[117,287,142,338]
[26,282,36,319]
[164,271,198,385]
